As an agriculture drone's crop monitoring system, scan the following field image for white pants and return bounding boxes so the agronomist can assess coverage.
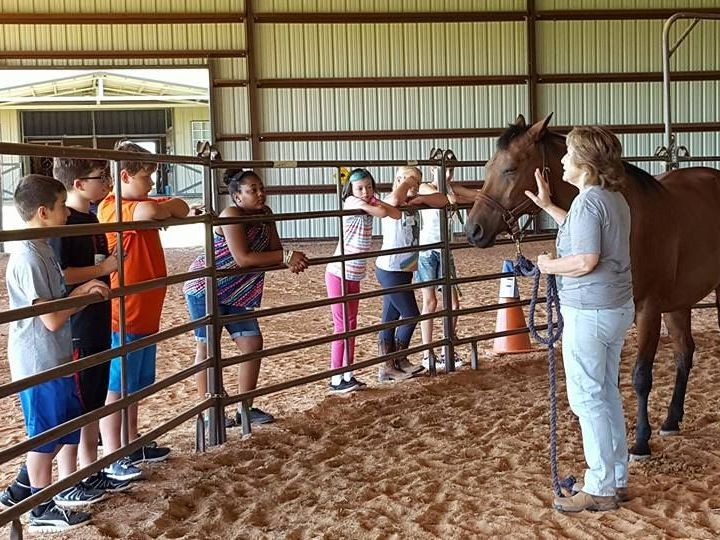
[561,299,635,497]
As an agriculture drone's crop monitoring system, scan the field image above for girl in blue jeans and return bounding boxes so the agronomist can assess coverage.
[184,169,308,426]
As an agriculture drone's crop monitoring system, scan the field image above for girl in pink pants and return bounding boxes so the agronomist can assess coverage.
[325,169,400,393]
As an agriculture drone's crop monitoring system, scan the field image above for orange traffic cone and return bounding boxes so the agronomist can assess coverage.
[493,259,535,355]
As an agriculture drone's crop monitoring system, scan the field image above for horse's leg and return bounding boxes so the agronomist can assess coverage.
[630,306,661,460]
[659,308,694,436]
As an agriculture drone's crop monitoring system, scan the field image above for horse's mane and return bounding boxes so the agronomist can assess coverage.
[621,161,662,191]
[497,123,530,150]
[496,123,662,191]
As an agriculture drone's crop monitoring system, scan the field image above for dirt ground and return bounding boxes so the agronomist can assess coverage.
[2,239,720,539]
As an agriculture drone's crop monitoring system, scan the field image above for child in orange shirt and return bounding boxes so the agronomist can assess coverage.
[97,141,191,480]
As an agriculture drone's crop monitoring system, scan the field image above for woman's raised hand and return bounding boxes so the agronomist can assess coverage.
[524,168,552,210]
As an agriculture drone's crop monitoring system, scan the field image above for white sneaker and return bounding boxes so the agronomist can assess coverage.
[422,356,446,371]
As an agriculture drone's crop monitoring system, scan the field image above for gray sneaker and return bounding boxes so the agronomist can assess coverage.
[104,457,144,482]
[83,471,131,493]
[29,502,91,533]
[235,407,275,425]
[53,483,106,508]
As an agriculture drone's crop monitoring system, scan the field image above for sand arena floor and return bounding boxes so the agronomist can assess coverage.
[2,240,720,538]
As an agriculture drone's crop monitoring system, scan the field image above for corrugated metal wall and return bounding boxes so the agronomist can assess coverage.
[1,1,719,238]
[0,109,21,199]
[172,106,210,196]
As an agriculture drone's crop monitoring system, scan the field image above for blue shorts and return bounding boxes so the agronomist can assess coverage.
[415,250,457,283]
[108,332,157,394]
[185,293,261,342]
[19,377,83,453]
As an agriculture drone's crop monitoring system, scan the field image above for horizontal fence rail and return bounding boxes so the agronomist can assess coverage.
[2,139,719,533]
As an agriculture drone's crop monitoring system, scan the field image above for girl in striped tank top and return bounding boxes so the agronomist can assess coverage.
[325,169,401,394]
[184,170,308,426]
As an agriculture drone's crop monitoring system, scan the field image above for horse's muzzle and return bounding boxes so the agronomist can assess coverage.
[465,222,494,248]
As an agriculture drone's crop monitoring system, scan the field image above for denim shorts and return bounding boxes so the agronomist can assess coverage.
[415,250,460,294]
[185,293,261,342]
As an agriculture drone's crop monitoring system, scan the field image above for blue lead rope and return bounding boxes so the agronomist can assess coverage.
[513,255,573,498]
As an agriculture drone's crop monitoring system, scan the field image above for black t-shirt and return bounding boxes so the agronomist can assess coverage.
[49,208,112,348]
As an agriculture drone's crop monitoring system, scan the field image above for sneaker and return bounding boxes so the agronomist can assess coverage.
[421,355,446,371]
[235,407,275,425]
[328,379,360,394]
[348,376,367,389]
[83,471,131,493]
[127,445,171,465]
[439,352,464,368]
[0,484,30,509]
[29,502,90,533]
[104,457,144,482]
[53,483,107,508]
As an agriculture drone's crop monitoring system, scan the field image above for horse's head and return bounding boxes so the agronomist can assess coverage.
[465,113,568,247]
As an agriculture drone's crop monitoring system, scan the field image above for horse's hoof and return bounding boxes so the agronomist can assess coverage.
[629,453,651,462]
[659,429,680,437]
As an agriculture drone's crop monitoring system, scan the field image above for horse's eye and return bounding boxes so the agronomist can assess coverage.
[503,168,516,176]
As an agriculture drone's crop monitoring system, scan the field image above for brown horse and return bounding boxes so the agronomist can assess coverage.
[465,114,720,459]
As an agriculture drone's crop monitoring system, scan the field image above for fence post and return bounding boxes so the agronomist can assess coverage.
[438,152,455,372]
[203,162,226,446]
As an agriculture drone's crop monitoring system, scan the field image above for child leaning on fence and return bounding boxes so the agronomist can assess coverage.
[3,174,110,533]
[415,158,464,370]
[183,169,308,427]
[375,166,449,382]
[97,140,192,478]
[324,168,401,394]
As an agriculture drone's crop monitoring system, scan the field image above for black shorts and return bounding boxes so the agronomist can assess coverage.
[72,340,110,412]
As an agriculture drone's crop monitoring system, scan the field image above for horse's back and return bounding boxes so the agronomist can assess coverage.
[630,166,720,311]
[657,167,720,189]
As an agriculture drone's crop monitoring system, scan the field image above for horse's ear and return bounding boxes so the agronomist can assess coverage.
[515,114,526,127]
[527,113,554,141]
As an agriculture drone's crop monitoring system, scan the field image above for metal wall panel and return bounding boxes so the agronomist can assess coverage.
[0,0,244,13]
[213,57,248,80]
[0,23,244,54]
[538,19,720,73]
[212,87,250,134]
[261,137,495,238]
[256,0,524,12]
[255,22,526,78]
[0,109,21,200]
[261,85,528,132]
[539,81,720,125]
[171,106,210,196]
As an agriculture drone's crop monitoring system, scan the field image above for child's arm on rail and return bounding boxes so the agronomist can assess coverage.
[223,207,309,273]
[37,280,110,332]
[133,197,190,221]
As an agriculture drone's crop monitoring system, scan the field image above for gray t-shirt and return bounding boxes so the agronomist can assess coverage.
[7,239,73,381]
[556,186,633,309]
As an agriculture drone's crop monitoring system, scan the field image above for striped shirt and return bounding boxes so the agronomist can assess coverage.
[326,196,374,282]
[183,222,270,307]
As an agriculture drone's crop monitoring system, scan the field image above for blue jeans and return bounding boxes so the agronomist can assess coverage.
[375,268,418,346]
[560,299,635,497]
